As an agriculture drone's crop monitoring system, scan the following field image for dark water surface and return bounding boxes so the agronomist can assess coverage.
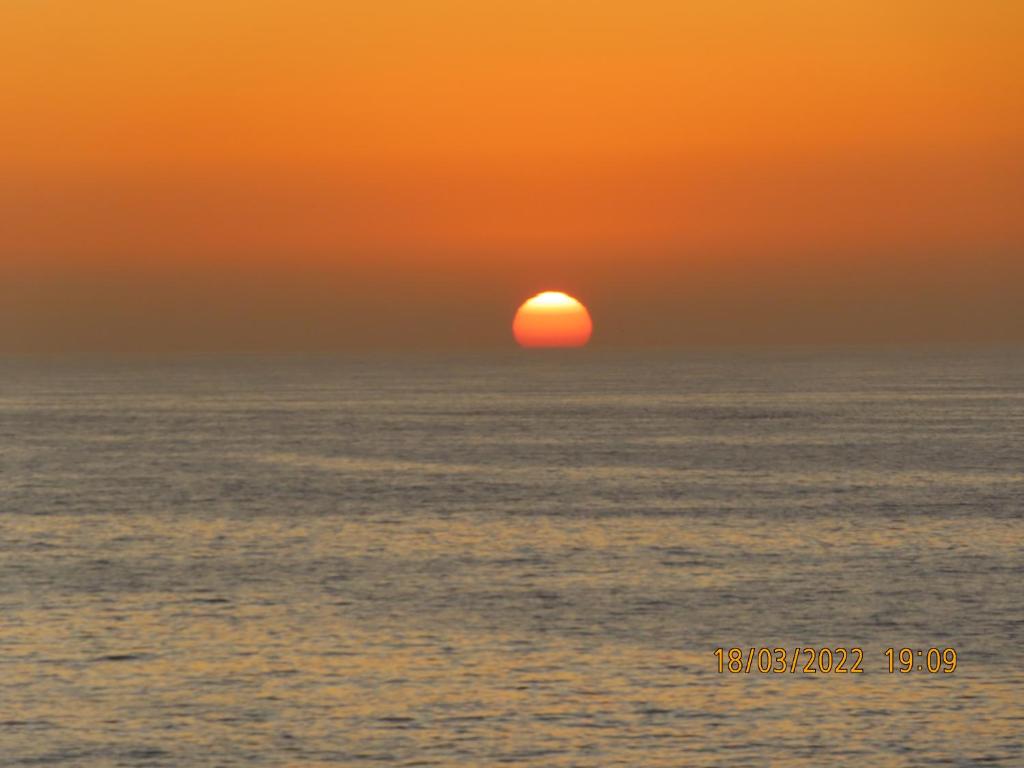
[2,348,1022,766]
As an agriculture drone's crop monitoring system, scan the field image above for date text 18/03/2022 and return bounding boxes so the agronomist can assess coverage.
[714,648,958,674]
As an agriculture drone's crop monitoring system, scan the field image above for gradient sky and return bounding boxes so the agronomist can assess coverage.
[2,0,1022,354]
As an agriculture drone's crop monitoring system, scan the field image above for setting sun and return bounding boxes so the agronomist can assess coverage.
[513,291,593,348]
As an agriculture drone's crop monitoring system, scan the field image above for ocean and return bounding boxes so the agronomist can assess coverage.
[2,348,1022,766]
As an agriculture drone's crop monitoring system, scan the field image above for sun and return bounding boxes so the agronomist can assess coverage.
[513,291,593,348]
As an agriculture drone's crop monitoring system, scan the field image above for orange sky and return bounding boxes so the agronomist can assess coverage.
[2,0,1022,353]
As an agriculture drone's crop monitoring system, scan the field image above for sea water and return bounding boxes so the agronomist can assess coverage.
[2,348,1022,766]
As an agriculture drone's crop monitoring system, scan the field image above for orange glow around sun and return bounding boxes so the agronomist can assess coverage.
[513,292,593,348]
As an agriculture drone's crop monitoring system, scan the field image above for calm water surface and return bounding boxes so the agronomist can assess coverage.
[2,349,1023,766]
